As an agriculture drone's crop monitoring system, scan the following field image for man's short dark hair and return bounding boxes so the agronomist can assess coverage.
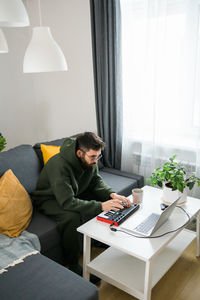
[76,132,105,152]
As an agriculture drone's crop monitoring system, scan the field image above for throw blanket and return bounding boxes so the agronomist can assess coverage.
[0,231,41,274]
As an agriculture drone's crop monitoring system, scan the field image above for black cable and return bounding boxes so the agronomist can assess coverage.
[109,206,191,239]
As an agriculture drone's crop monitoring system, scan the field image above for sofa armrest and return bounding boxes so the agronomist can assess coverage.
[100,167,144,188]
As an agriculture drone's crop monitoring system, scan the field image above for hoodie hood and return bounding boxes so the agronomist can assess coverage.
[60,137,78,165]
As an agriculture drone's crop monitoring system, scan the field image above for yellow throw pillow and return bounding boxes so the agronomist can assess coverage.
[0,169,33,237]
[40,144,60,165]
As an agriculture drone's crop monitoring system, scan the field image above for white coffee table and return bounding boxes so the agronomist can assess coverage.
[77,186,200,300]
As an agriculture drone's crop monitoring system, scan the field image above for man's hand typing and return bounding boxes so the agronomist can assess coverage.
[101,199,124,211]
[101,193,132,211]
[110,193,131,207]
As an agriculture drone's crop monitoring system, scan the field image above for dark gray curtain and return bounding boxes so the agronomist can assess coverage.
[90,0,122,169]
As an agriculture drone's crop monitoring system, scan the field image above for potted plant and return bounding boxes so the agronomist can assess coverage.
[147,155,200,204]
[0,133,6,152]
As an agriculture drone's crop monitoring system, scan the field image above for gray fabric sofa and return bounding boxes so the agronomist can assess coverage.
[0,254,98,300]
[0,136,144,300]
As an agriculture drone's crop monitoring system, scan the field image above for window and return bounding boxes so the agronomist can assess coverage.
[121,0,200,150]
[120,0,200,198]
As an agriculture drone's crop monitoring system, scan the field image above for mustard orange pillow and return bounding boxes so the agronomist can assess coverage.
[0,169,33,237]
[40,144,60,165]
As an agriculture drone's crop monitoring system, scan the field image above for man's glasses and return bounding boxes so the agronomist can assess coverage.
[81,150,102,162]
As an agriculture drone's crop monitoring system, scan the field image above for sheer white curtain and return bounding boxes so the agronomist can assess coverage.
[120,0,200,198]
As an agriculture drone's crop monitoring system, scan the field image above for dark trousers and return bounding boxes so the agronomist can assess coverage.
[55,210,83,265]
[38,195,104,265]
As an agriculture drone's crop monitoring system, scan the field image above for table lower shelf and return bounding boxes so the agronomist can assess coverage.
[87,229,196,299]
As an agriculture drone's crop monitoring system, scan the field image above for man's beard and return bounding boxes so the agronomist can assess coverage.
[80,156,96,169]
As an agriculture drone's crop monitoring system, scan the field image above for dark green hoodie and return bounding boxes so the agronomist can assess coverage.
[31,138,114,217]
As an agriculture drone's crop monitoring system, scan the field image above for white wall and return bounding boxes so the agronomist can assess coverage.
[0,0,97,149]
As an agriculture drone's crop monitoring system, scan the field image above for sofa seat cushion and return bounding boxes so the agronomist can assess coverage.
[0,254,98,300]
[27,210,61,255]
[99,170,138,196]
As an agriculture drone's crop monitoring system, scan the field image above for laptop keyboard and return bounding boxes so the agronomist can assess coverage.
[134,213,160,234]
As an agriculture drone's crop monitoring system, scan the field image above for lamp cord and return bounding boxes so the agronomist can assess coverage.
[110,206,191,239]
[38,0,42,26]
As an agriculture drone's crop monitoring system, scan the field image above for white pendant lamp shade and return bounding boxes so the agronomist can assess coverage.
[0,0,30,27]
[23,27,68,73]
[0,29,8,53]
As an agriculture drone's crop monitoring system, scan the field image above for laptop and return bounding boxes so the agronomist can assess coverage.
[120,197,180,237]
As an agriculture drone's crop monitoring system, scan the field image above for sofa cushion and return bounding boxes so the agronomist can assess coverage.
[27,210,61,256]
[101,167,144,188]
[41,144,60,164]
[0,169,33,237]
[0,254,98,300]
[99,169,138,196]
[34,138,67,166]
[0,145,41,194]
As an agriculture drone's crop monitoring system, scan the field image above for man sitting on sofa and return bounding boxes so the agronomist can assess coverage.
[31,132,131,282]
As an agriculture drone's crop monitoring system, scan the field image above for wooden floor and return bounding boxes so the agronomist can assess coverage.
[89,239,200,300]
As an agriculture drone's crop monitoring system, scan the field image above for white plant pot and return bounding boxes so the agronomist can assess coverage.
[162,185,187,205]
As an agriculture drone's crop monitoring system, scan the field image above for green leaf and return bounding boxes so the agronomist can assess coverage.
[177,183,184,192]
[172,186,177,191]
[188,182,195,190]
[0,136,6,152]
[157,181,163,188]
